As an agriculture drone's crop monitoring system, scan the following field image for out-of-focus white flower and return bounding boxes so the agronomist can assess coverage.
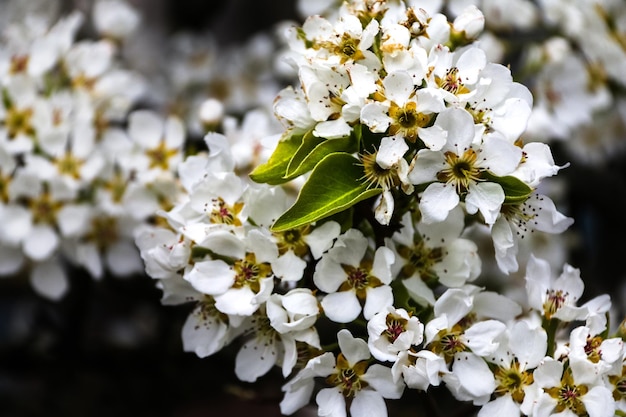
[92,0,141,41]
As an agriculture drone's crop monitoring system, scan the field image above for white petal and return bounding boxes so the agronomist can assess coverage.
[465,182,504,225]
[305,221,340,259]
[105,240,144,276]
[128,110,163,148]
[30,259,68,300]
[321,291,361,323]
[280,378,315,415]
[185,260,235,295]
[419,183,459,224]
[316,387,346,417]
[463,320,506,357]
[363,364,405,399]
[402,275,436,306]
[477,395,520,417]
[235,337,278,382]
[360,102,391,133]
[336,329,371,367]
[350,390,388,417]
[377,135,409,169]
[313,119,352,139]
[23,225,59,261]
[272,250,306,282]
[182,307,228,358]
[384,71,414,104]
[0,244,24,275]
[452,352,496,397]
[214,287,259,316]
[363,285,393,320]
[57,205,91,237]
[582,386,615,417]
[314,257,348,293]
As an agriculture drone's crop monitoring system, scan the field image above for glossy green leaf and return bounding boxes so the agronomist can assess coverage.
[271,153,381,232]
[249,130,305,185]
[482,172,533,204]
[284,133,358,180]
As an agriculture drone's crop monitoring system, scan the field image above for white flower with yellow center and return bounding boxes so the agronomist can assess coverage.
[313,228,395,323]
[408,107,522,224]
[391,207,481,306]
[314,329,404,417]
[360,70,445,146]
[521,356,615,417]
[478,321,547,417]
[367,306,424,362]
[525,255,588,322]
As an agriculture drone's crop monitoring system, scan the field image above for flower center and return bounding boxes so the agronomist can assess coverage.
[6,107,35,139]
[397,240,443,285]
[546,369,589,415]
[543,289,568,319]
[388,102,431,142]
[494,361,534,403]
[384,313,408,343]
[274,225,310,257]
[146,141,178,170]
[29,192,62,225]
[584,335,603,363]
[429,328,466,363]
[326,353,369,398]
[56,151,84,179]
[209,198,243,226]
[437,149,481,194]
[340,262,382,300]
[609,367,626,401]
[232,253,272,293]
[335,34,364,63]
[437,67,470,95]
[360,150,400,190]
[84,216,119,250]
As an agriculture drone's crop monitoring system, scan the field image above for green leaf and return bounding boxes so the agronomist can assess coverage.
[249,130,305,185]
[284,132,358,180]
[271,153,382,232]
[482,172,533,204]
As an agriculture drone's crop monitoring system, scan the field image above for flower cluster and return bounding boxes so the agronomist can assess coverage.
[0,6,156,298]
[3,0,625,416]
[0,0,286,299]
[133,1,626,417]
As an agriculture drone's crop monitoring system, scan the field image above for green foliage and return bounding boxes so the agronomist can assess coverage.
[271,153,381,232]
[482,172,533,204]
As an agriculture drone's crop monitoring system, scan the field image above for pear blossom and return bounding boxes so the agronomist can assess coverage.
[391,207,481,307]
[313,229,395,323]
[521,356,616,417]
[408,107,522,224]
[491,193,574,274]
[478,321,547,417]
[313,329,404,417]
[367,306,424,362]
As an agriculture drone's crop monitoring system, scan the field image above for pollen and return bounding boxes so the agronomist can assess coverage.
[436,149,482,194]
[360,150,400,190]
[543,289,568,320]
[232,253,272,293]
[436,67,470,95]
[384,313,408,343]
[326,353,369,398]
[494,360,534,403]
[388,101,431,142]
[208,198,243,226]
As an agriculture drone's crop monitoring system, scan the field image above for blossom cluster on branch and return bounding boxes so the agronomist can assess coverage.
[2,0,626,416]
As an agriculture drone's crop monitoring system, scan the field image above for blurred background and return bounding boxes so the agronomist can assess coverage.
[1,0,625,416]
